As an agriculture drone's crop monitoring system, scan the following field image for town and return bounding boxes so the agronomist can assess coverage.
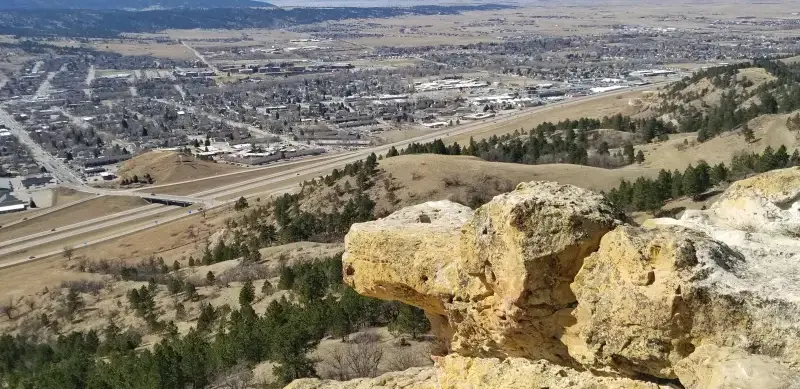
[1,1,800,389]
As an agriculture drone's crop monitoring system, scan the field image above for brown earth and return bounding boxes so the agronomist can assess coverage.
[118,150,242,186]
[445,89,652,146]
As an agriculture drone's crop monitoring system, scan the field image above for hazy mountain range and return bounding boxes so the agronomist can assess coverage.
[0,0,274,10]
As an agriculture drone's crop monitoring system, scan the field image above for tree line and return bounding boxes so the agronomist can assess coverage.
[388,115,658,168]
[0,255,430,389]
[607,145,800,212]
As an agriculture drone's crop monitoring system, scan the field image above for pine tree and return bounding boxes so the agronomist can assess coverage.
[710,163,729,185]
[234,196,249,211]
[278,266,295,290]
[742,123,755,143]
[261,280,274,295]
[635,150,645,164]
[389,305,431,340]
[682,165,700,197]
[623,143,635,165]
[206,271,215,286]
[196,304,216,333]
[790,149,800,166]
[697,127,709,142]
[184,282,198,301]
[239,280,256,307]
[66,288,83,317]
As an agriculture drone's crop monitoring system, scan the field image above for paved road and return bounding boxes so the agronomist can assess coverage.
[182,41,218,73]
[0,82,671,265]
[0,108,84,186]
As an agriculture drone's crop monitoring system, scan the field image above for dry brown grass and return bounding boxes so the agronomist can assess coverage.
[149,154,337,196]
[445,89,652,146]
[52,187,93,206]
[118,150,243,186]
[0,196,148,241]
[626,112,800,174]
[0,188,93,226]
[91,41,196,60]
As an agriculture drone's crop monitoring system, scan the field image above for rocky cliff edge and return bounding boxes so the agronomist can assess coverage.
[288,167,800,389]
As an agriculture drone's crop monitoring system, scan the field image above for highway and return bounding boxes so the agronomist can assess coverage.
[0,81,671,266]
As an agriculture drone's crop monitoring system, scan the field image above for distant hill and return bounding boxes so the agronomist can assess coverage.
[0,0,273,10]
[0,4,513,37]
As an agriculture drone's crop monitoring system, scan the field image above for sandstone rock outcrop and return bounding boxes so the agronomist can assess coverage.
[343,182,620,363]
[286,355,672,389]
[285,367,437,389]
[289,168,800,389]
[674,345,800,389]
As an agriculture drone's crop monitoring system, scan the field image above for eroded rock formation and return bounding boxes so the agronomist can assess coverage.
[292,167,800,389]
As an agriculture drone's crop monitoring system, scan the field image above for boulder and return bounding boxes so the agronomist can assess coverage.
[568,225,743,378]
[319,169,800,389]
[674,345,800,389]
[343,200,474,315]
[571,167,800,379]
[452,181,620,363]
[343,182,619,364]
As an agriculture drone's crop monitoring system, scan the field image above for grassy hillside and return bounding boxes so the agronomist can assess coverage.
[116,150,242,186]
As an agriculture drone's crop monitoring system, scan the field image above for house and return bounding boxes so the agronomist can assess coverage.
[0,193,26,214]
[21,175,54,189]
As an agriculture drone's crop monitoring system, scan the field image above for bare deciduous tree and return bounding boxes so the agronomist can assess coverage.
[0,297,16,320]
[320,345,350,380]
[346,336,384,379]
[211,362,253,389]
[386,348,429,372]
[320,333,386,380]
[63,246,74,261]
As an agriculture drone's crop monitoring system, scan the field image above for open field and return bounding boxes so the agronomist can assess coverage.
[0,196,148,242]
[0,188,92,226]
[90,41,196,60]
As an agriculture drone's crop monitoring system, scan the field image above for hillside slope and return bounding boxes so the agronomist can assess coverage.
[628,111,800,172]
[296,154,654,218]
[117,150,242,185]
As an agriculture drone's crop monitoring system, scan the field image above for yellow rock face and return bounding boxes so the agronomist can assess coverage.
[344,182,619,364]
[343,201,474,315]
[286,355,672,389]
[284,366,437,389]
[674,345,800,389]
[319,170,800,389]
[435,355,670,389]
[571,222,800,380]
